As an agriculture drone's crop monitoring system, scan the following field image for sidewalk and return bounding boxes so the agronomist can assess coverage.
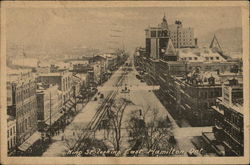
[42,66,125,157]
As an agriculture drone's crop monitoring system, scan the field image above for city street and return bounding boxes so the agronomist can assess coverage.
[42,62,127,156]
[5,6,245,161]
[113,57,205,156]
[41,55,213,157]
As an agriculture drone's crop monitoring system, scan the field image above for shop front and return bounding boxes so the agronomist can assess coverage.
[17,131,41,156]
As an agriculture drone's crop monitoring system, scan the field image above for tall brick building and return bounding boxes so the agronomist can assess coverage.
[7,69,39,152]
[168,20,196,48]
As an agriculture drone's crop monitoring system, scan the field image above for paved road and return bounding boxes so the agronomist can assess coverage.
[42,55,212,157]
[113,56,211,156]
[42,65,127,157]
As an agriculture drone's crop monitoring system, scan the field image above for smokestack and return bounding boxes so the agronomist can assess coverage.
[195,38,198,48]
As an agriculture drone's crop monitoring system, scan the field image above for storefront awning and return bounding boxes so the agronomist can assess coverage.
[18,132,41,151]
[45,112,64,126]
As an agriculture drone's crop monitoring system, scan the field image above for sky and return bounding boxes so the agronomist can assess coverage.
[6,7,242,54]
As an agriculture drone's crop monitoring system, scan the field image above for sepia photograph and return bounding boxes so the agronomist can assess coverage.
[0,1,249,164]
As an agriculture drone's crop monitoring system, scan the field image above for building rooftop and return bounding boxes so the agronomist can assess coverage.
[222,101,243,114]
[36,83,60,94]
[7,68,34,83]
[177,47,227,63]
[178,69,222,86]
[38,70,70,77]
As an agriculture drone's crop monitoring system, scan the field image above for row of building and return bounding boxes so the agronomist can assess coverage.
[134,15,243,156]
[6,52,127,156]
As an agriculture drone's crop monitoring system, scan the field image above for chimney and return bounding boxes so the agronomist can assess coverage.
[195,38,198,48]
[208,76,215,85]
[216,69,220,75]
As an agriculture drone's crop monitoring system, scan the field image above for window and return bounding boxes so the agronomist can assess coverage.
[10,128,12,136]
[8,140,10,149]
[25,119,28,130]
[210,57,214,60]
[205,57,209,60]
[200,92,203,98]
[204,103,208,109]
[189,57,192,60]
[215,91,220,97]
[7,130,9,138]
[20,122,23,133]
[13,136,16,145]
[10,139,12,149]
[210,91,213,98]
[204,92,207,98]
[28,117,31,127]
[216,57,219,60]
[151,31,156,37]
[194,57,198,60]
[12,137,15,146]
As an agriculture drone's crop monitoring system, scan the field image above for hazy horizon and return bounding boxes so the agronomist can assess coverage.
[6,7,242,55]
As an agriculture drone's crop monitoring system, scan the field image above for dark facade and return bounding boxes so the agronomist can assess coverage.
[211,79,243,156]
[145,15,171,60]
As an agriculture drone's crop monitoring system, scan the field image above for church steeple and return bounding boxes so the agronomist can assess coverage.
[161,12,168,29]
[163,12,167,22]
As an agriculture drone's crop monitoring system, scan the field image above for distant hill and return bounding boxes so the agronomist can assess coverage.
[198,27,242,53]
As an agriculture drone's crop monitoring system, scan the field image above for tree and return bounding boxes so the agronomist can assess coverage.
[63,125,108,157]
[106,98,134,152]
[126,106,174,156]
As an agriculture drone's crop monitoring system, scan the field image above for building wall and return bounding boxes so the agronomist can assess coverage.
[145,38,151,55]
[7,81,13,107]
[155,60,222,126]
[72,64,89,73]
[136,44,242,126]
[36,85,63,123]
[179,84,222,126]
[145,26,170,59]
[169,24,195,48]
[38,71,72,103]
[212,86,243,156]
[10,73,38,146]
[223,106,243,156]
[7,118,16,154]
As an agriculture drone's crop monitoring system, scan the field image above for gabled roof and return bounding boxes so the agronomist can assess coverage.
[209,34,223,53]
[165,38,176,55]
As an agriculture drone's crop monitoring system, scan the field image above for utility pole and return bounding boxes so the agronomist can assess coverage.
[49,92,52,142]
[177,25,179,48]
[74,86,77,113]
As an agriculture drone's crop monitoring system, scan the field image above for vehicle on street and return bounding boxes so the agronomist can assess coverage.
[136,74,141,79]
[121,86,130,93]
